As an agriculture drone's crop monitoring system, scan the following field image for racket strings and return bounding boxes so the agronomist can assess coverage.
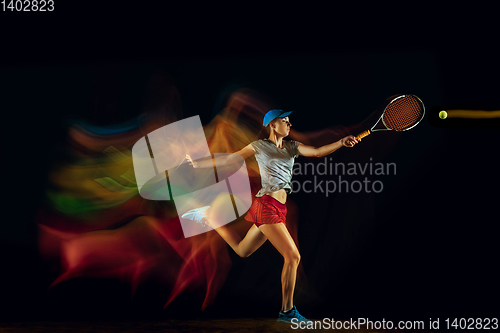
[383,96,424,130]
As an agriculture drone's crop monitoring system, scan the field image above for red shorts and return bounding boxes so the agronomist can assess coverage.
[244,195,287,227]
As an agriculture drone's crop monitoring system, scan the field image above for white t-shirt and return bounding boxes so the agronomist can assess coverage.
[250,139,301,197]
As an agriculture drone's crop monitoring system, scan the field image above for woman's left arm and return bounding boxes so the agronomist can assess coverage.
[297,135,359,158]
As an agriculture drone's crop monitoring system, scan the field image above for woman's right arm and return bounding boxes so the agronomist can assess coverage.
[186,143,256,168]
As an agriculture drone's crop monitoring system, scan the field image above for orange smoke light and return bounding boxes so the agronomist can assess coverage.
[445,109,500,119]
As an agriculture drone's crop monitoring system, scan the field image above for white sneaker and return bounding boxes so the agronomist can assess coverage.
[181,206,211,227]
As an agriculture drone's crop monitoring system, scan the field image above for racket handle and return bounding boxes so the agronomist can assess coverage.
[355,130,371,140]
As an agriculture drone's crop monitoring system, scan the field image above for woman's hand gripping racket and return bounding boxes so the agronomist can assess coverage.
[356,94,425,140]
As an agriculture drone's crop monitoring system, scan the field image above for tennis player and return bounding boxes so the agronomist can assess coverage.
[184,109,359,323]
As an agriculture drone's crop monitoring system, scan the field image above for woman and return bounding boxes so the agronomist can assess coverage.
[184,109,359,323]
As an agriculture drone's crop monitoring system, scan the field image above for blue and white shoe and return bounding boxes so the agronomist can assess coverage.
[277,306,312,324]
[181,206,211,227]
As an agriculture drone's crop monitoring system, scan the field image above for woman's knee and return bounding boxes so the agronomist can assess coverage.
[284,250,301,265]
[236,248,252,258]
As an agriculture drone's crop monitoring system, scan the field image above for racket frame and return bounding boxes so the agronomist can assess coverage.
[356,94,425,140]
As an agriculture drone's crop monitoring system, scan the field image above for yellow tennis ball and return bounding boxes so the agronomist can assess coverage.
[439,110,447,119]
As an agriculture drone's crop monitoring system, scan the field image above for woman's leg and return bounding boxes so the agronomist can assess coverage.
[258,223,300,312]
[208,222,268,258]
[197,194,268,257]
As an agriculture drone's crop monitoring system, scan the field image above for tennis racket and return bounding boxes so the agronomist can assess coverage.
[356,94,425,140]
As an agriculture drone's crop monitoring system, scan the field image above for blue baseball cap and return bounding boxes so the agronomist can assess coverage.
[263,109,293,127]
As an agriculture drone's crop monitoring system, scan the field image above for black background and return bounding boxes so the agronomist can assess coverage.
[1,2,498,326]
